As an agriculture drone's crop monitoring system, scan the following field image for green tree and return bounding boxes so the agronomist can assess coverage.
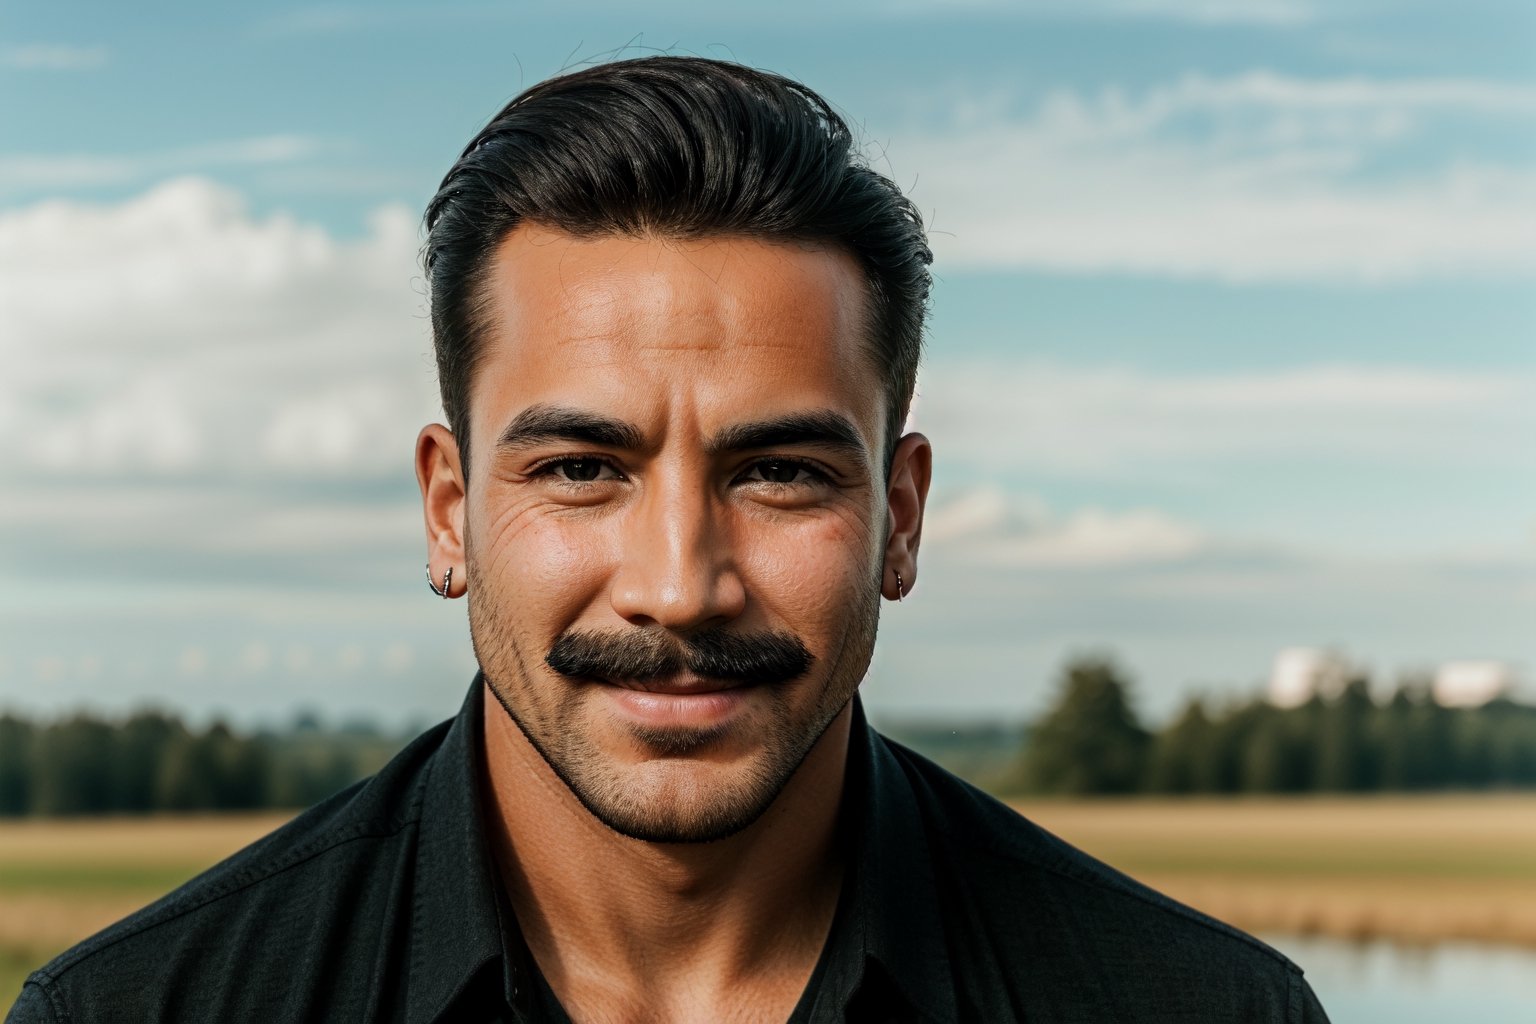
[1485,703,1535,785]
[156,728,222,810]
[1199,699,1266,793]
[31,715,119,814]
[1314,676,1376,792]
[1450,707,1495,787]
[1145,698,1215,794]
[0,714,35,815]
[1240,706,1309,793]
[1403,686,1453,789]
[1017,656,1150,795]
[1375,686,1416,791]
[114,710,184,812]
[208,723,271,809]
[266,738,360,808]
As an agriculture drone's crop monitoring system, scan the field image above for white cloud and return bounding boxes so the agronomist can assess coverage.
[238,643,273,674]
[1147,72,1536,114]
[2,180,1527,576]
[0,179,1527,726]
[29,377,203,472]
[335,645,367,673]
[177,647,209,677]
[283,646,315,674]
[0,178,437,478]
[871,539,1536,718]
[0,484,421,564]
[915,360,1536,477]
[0,45,107,71]
[262,381,423,471]
[926,487,1206,566]
[925,486,1048,543]
[0,136,325,191]
[898,71,1536,281]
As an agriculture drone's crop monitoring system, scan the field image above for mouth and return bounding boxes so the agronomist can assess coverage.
[593,674,761,734]
[598,674,752,696]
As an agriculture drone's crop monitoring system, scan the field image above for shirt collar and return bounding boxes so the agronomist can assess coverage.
[844,697,961,1023]
[407,672,524,1024]
[406,678,959,1023]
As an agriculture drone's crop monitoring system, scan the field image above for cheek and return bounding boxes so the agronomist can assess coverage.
[738,513,876,638]
[474,501,616,628]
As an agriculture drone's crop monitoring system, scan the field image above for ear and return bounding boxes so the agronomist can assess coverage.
[415,424,468,598]
[882,432,932,601]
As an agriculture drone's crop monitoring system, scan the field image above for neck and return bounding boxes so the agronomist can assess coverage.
[480,686,852,1021]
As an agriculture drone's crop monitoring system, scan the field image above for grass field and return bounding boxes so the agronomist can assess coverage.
[0,814,293,1006]
[4,796,1535,1008]
[1014,794,1536,949]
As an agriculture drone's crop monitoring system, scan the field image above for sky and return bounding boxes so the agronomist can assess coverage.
[1,0,1532,728]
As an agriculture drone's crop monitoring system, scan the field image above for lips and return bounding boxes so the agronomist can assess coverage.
[600,674,750,696]
[596,674,760,734]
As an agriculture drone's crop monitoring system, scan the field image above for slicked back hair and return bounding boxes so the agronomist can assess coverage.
[424,56,932,477]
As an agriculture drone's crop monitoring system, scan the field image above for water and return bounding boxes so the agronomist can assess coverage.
[1264,935,1536,1023]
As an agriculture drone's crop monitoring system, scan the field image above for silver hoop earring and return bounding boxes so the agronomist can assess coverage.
[894,570,904,602]
[426,563,453,599]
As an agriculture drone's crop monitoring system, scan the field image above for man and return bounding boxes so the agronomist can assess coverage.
[10,58,1328,1023]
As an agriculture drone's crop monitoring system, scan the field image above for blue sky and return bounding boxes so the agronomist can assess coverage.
[2,0,1532,727]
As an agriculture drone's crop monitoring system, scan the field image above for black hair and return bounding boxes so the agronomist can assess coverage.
[424,56,932,475]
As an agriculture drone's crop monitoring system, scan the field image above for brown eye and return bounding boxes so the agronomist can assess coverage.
[759,460,803,484]
[745,459,825,486]
[559,459,604,481]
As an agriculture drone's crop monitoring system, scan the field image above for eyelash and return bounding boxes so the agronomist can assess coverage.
[525,455,831,487]
[739,457,831,488]
[527,455,620,483]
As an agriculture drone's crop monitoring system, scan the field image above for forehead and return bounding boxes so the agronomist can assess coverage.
[471,225,878,438]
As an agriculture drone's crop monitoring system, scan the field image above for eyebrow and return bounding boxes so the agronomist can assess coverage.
[494,404,645,454]
[493,404,870,462]
[706,411,868,460]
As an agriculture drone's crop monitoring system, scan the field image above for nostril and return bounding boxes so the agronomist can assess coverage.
[609,569,747,633]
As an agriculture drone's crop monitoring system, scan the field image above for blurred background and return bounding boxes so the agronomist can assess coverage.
[2,1,1534,1019]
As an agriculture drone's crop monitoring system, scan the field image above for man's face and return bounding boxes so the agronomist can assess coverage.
[437,226,921,843]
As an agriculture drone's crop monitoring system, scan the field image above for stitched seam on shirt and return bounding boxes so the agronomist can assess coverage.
[46,976,69,1024]
[17,975,71,1024]
[40,816,420,982]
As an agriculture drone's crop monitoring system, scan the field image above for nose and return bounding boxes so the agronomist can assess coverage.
[608,470,747,632]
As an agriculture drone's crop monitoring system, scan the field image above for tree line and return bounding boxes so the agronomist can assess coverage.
[5,655,1534,815]
[1013,656,1536,795]
[0,710,408,817]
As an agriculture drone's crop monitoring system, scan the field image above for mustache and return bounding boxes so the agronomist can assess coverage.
[546,628,814,686]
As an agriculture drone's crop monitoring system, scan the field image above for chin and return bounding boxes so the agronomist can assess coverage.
[498,678,840,844]
[571,702,811,843]
[580,759,784,844]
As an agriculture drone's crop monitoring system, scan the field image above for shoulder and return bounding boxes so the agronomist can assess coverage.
[878,735,1323,1022]
[12,721,449,1020]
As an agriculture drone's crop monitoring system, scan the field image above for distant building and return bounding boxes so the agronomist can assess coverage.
[1267,648,1353,707]
[1433,661,1515,708]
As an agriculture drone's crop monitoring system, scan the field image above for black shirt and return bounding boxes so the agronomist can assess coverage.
[9,676,1329,1023]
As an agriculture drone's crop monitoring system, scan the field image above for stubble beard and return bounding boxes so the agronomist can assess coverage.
[466,545,882,844]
